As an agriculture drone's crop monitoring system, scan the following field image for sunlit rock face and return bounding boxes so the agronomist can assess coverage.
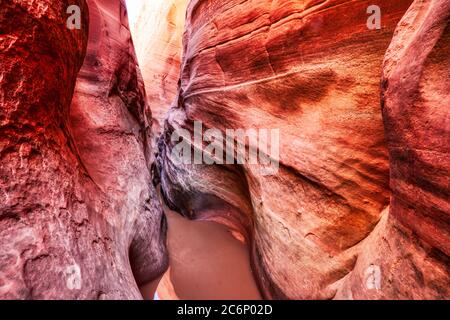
[157,0,449,299]
[126,0,188,132]
[0,0,167,299]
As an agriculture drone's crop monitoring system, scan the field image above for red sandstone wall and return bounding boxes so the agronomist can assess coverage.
[0,0,167,299]
[157,0,449,299]
[127,0,188,132]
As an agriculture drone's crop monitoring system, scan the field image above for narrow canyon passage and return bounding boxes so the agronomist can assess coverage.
[126,0,449,300]
[1,0,448,301]
[127,0,261,299]
[126,0,261,300]
[154,191,261,300]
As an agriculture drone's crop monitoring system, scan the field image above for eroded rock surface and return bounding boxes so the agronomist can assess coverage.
[336,0,450,299]
[157,0,449,299]
[0,0,167,299]
[1,0,448,300]
[127,0,188,131]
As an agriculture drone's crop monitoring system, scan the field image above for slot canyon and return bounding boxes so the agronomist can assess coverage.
[0,0,448,300]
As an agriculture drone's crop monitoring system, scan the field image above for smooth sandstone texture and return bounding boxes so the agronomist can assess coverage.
[157,194,262,300]
[336,1,450,299]
[157,0,449,299]
[69,0,169,293]
[364,0,448,297]
[382,0,450,259]
[0,0,167,299]
[126,0,188,131]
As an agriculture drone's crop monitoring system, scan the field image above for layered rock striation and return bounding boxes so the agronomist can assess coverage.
[0,0,167,299]
[157,0,449,299]
[127,0,188,131]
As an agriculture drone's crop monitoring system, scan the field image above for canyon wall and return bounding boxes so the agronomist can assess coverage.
[336,0,450,299]
[1,0,448,300]
[0,0,167,299]
[157,0,449,299]
[127,0,188,131]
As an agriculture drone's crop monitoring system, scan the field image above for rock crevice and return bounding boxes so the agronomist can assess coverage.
[0,0,168,299]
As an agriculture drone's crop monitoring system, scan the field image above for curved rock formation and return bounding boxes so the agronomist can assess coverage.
[382,0,449,259]
[126,0,188,131]
[336,0,450,299]
[157,0,449,299]
[1,0,448,300]
[0,0,167,299]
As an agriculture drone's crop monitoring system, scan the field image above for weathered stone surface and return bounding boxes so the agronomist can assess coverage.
[1,0,448,301]
[336,0,449,299]
[126,0,188,131]
[381,0,450,260]
[157,0,449,299]
[0,0,167,299]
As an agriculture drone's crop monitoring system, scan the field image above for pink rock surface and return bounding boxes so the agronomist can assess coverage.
[126,0,188,131]
[0,0,167,299]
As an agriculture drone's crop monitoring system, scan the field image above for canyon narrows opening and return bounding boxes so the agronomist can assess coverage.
[126,0,449,300]
[156,189,262,300]
[126,0,262,300]
[0,0,448,301]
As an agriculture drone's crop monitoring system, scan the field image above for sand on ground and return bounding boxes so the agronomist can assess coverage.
[156,205,262,300]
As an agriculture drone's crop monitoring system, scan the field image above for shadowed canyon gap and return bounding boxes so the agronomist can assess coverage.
[0,0,449,300]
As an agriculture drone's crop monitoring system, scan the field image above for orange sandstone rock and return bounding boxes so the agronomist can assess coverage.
[157,0,449,299]
[0,0,167,299]
[127,0,188,131]
[335,0,449,299]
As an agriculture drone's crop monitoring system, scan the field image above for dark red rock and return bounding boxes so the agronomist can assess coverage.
[0,0,167,299]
